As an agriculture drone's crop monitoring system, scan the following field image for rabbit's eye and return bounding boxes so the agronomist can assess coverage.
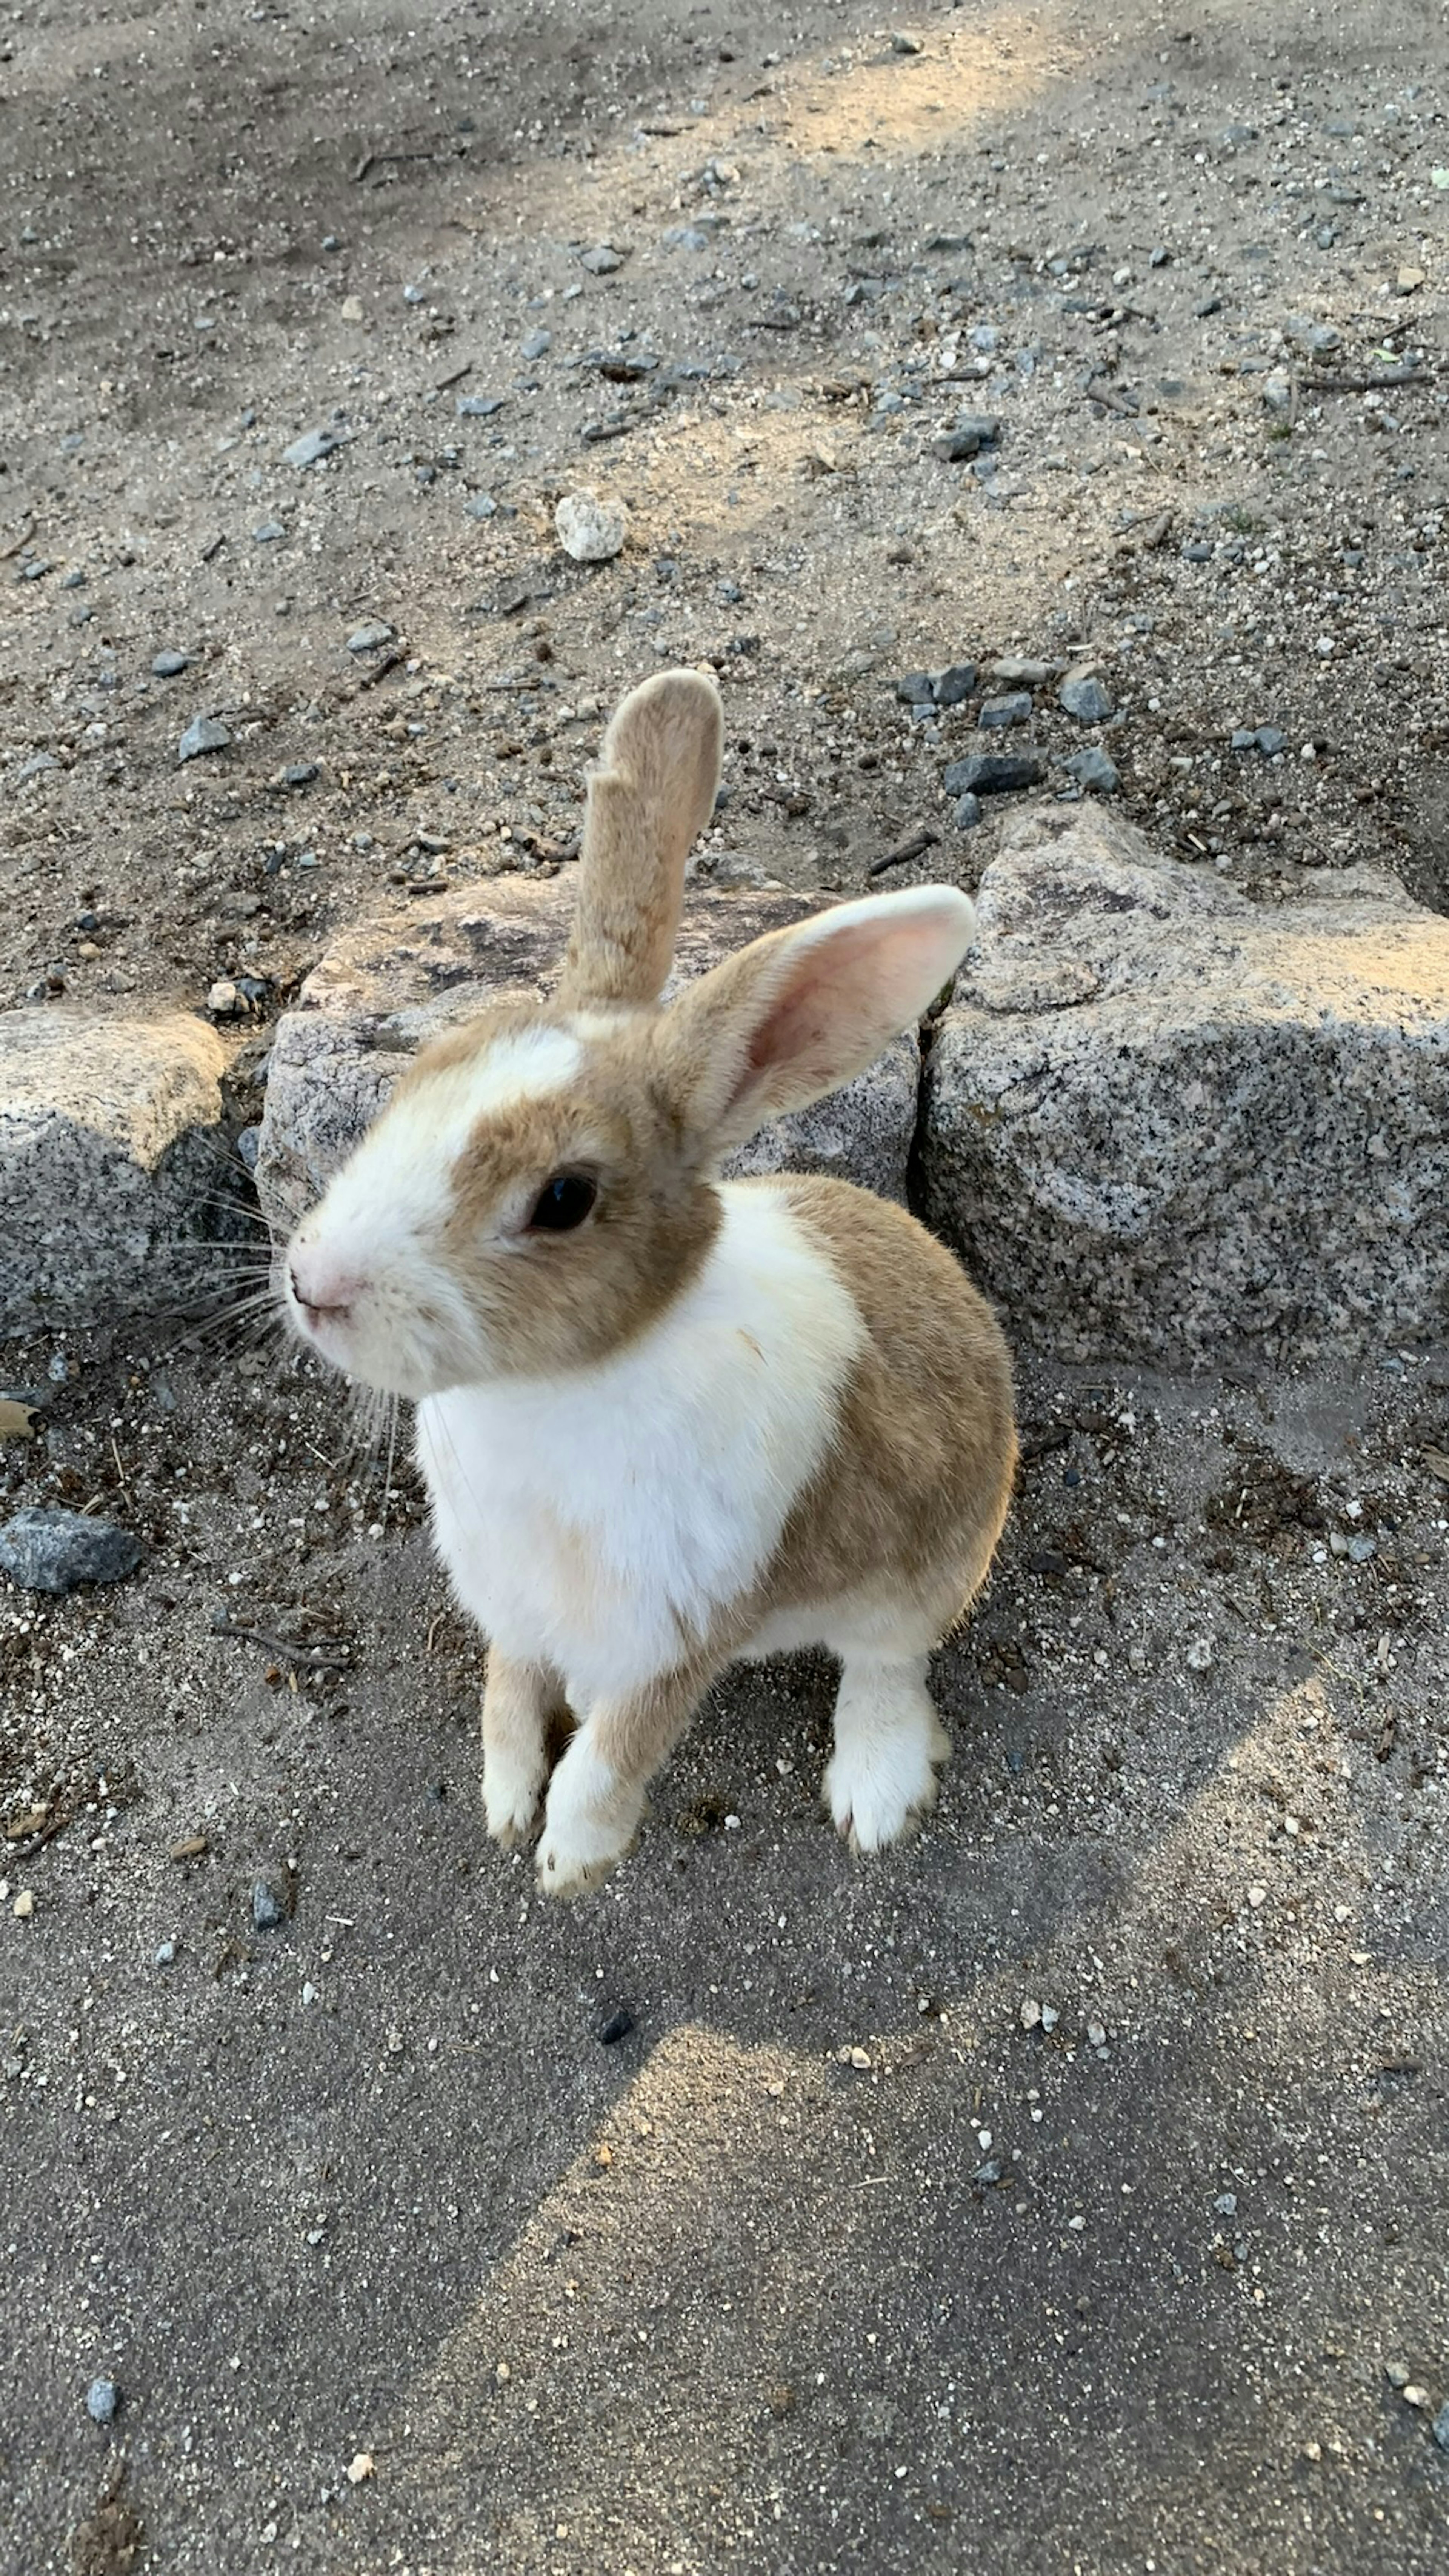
[528,1173,597,1233]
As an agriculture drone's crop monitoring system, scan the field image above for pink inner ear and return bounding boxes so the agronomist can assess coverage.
[746,917,922,1096]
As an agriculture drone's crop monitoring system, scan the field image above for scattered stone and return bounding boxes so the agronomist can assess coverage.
[13,1890,34,1919]
[153,1940,177,1967]
[1020,1998,1043,2029]
[923,801,1449,1363]
[0,1007,228,1329]
[1039,2006,1060,2032]
[942,752,1043,796]
[1402,2385,1431,2411]
[340,295,365,324]
[890,29,923,51]
[15,752,60,784]
[252,520,287,544]
[952,792,983,830]
[989,658,1052,687]
[1385,2362,1412,2389]
[598,2008,634,2045]
[1064,747,1120,794]
[283,762,319,788]
[283,423,349,468]
[520,328,552,362]
[86,2379,118,2426]
[1284,315,1341,355]
[932,415,1000,462]
[896,672,933,706]
[457,394,505,418]
[151,651,191,679]
[1433,2404,1449,2453]
[929,663,976,707]
[206,979,240,1018]
[1261,372,1293,416]
[0,1508,144,1595]
[346,2453,375,2486]
[346,620,395,654]
[177,715,231,764]
[978,691,1032,730]
[251,1876,288,1931]
[1086,2020,1108,2048]
[255,880,921,1229]
[579,245,624,275]
[1059,670,1114,723]
[1233,724,1287,756]
[554,489,629,563]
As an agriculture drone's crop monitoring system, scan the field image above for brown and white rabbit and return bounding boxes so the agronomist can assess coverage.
[283,669,1016,1894]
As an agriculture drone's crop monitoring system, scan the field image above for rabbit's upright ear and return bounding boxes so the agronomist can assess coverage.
[557,669,724,1010]
[656,886,976,1158]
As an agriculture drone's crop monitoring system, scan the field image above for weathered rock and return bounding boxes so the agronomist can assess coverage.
[0,1010,229,1329]
[922,803,1449,1363]
[0,1508,144,1594]
[555,490,628,563]
[255,881,920,1229]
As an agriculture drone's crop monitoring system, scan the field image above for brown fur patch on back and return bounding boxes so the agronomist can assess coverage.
[760,1178,1017,1633]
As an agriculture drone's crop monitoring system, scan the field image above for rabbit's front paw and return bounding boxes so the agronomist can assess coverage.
[534,1744,640,1898]
[825,1682,951,1856]
[483,1753,546,1850]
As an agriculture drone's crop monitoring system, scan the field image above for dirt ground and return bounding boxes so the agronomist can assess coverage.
[2,0,1449,2570]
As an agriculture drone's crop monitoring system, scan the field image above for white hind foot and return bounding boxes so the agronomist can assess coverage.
[824,1655,951,1855]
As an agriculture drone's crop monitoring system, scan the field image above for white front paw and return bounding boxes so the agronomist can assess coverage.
[535,1744,640,1899]
[825,1714,950,1856]
[483,1752,546,1850]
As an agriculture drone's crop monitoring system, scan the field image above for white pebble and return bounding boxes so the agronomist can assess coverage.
[555,489,629,563]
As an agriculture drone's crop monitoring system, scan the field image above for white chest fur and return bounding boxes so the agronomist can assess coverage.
[415,1181,864,1706]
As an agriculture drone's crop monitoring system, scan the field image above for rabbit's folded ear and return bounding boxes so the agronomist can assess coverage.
[557,668,724,1010]
[656,886,976,1157]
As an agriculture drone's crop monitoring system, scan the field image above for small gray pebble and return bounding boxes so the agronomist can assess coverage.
[930,663,976,707]
[252,520,287,544]
[178,715,232,764]
[236,1127,262,1173]
[943,751,1042,795]
[86,2378,118,2425]
[465,492,498,520]
[346,620,394,654]
[153,1940,177,1967]
[895,671,934,706]
[151,651,190,678]
[251,1877,288,1931]
[1433,2403,1449,2454]
[457,394,505,418]
[1059,672,1114,723]
[61,569,87,591]
[0,1508,143,1594]
[952,792,983,829]
[1182,541,1214,563]
[283,423,348,469]
[283,761,319,787]
[1064,747,1120,794]
[520,328,552,361]
[1255,725,1287,756]
[978,690,1032,729]
[931,414,1000,463]
[580,245,623,275]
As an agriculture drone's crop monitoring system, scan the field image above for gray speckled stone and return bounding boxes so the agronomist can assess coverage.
[922,803,1449,1364]
[255,880,919,1231]
[0,1011,229,1330]
[0,1509,144,1593]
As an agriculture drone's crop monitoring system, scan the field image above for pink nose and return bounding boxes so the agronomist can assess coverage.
[288,1251,361,1325]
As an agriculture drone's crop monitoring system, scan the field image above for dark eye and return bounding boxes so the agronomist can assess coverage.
[528,1174,597,1233]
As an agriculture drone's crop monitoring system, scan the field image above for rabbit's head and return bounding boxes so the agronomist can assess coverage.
[283,670,975,1397]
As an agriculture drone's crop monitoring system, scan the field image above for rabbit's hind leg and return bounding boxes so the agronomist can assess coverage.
[823,1653,951,1856]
